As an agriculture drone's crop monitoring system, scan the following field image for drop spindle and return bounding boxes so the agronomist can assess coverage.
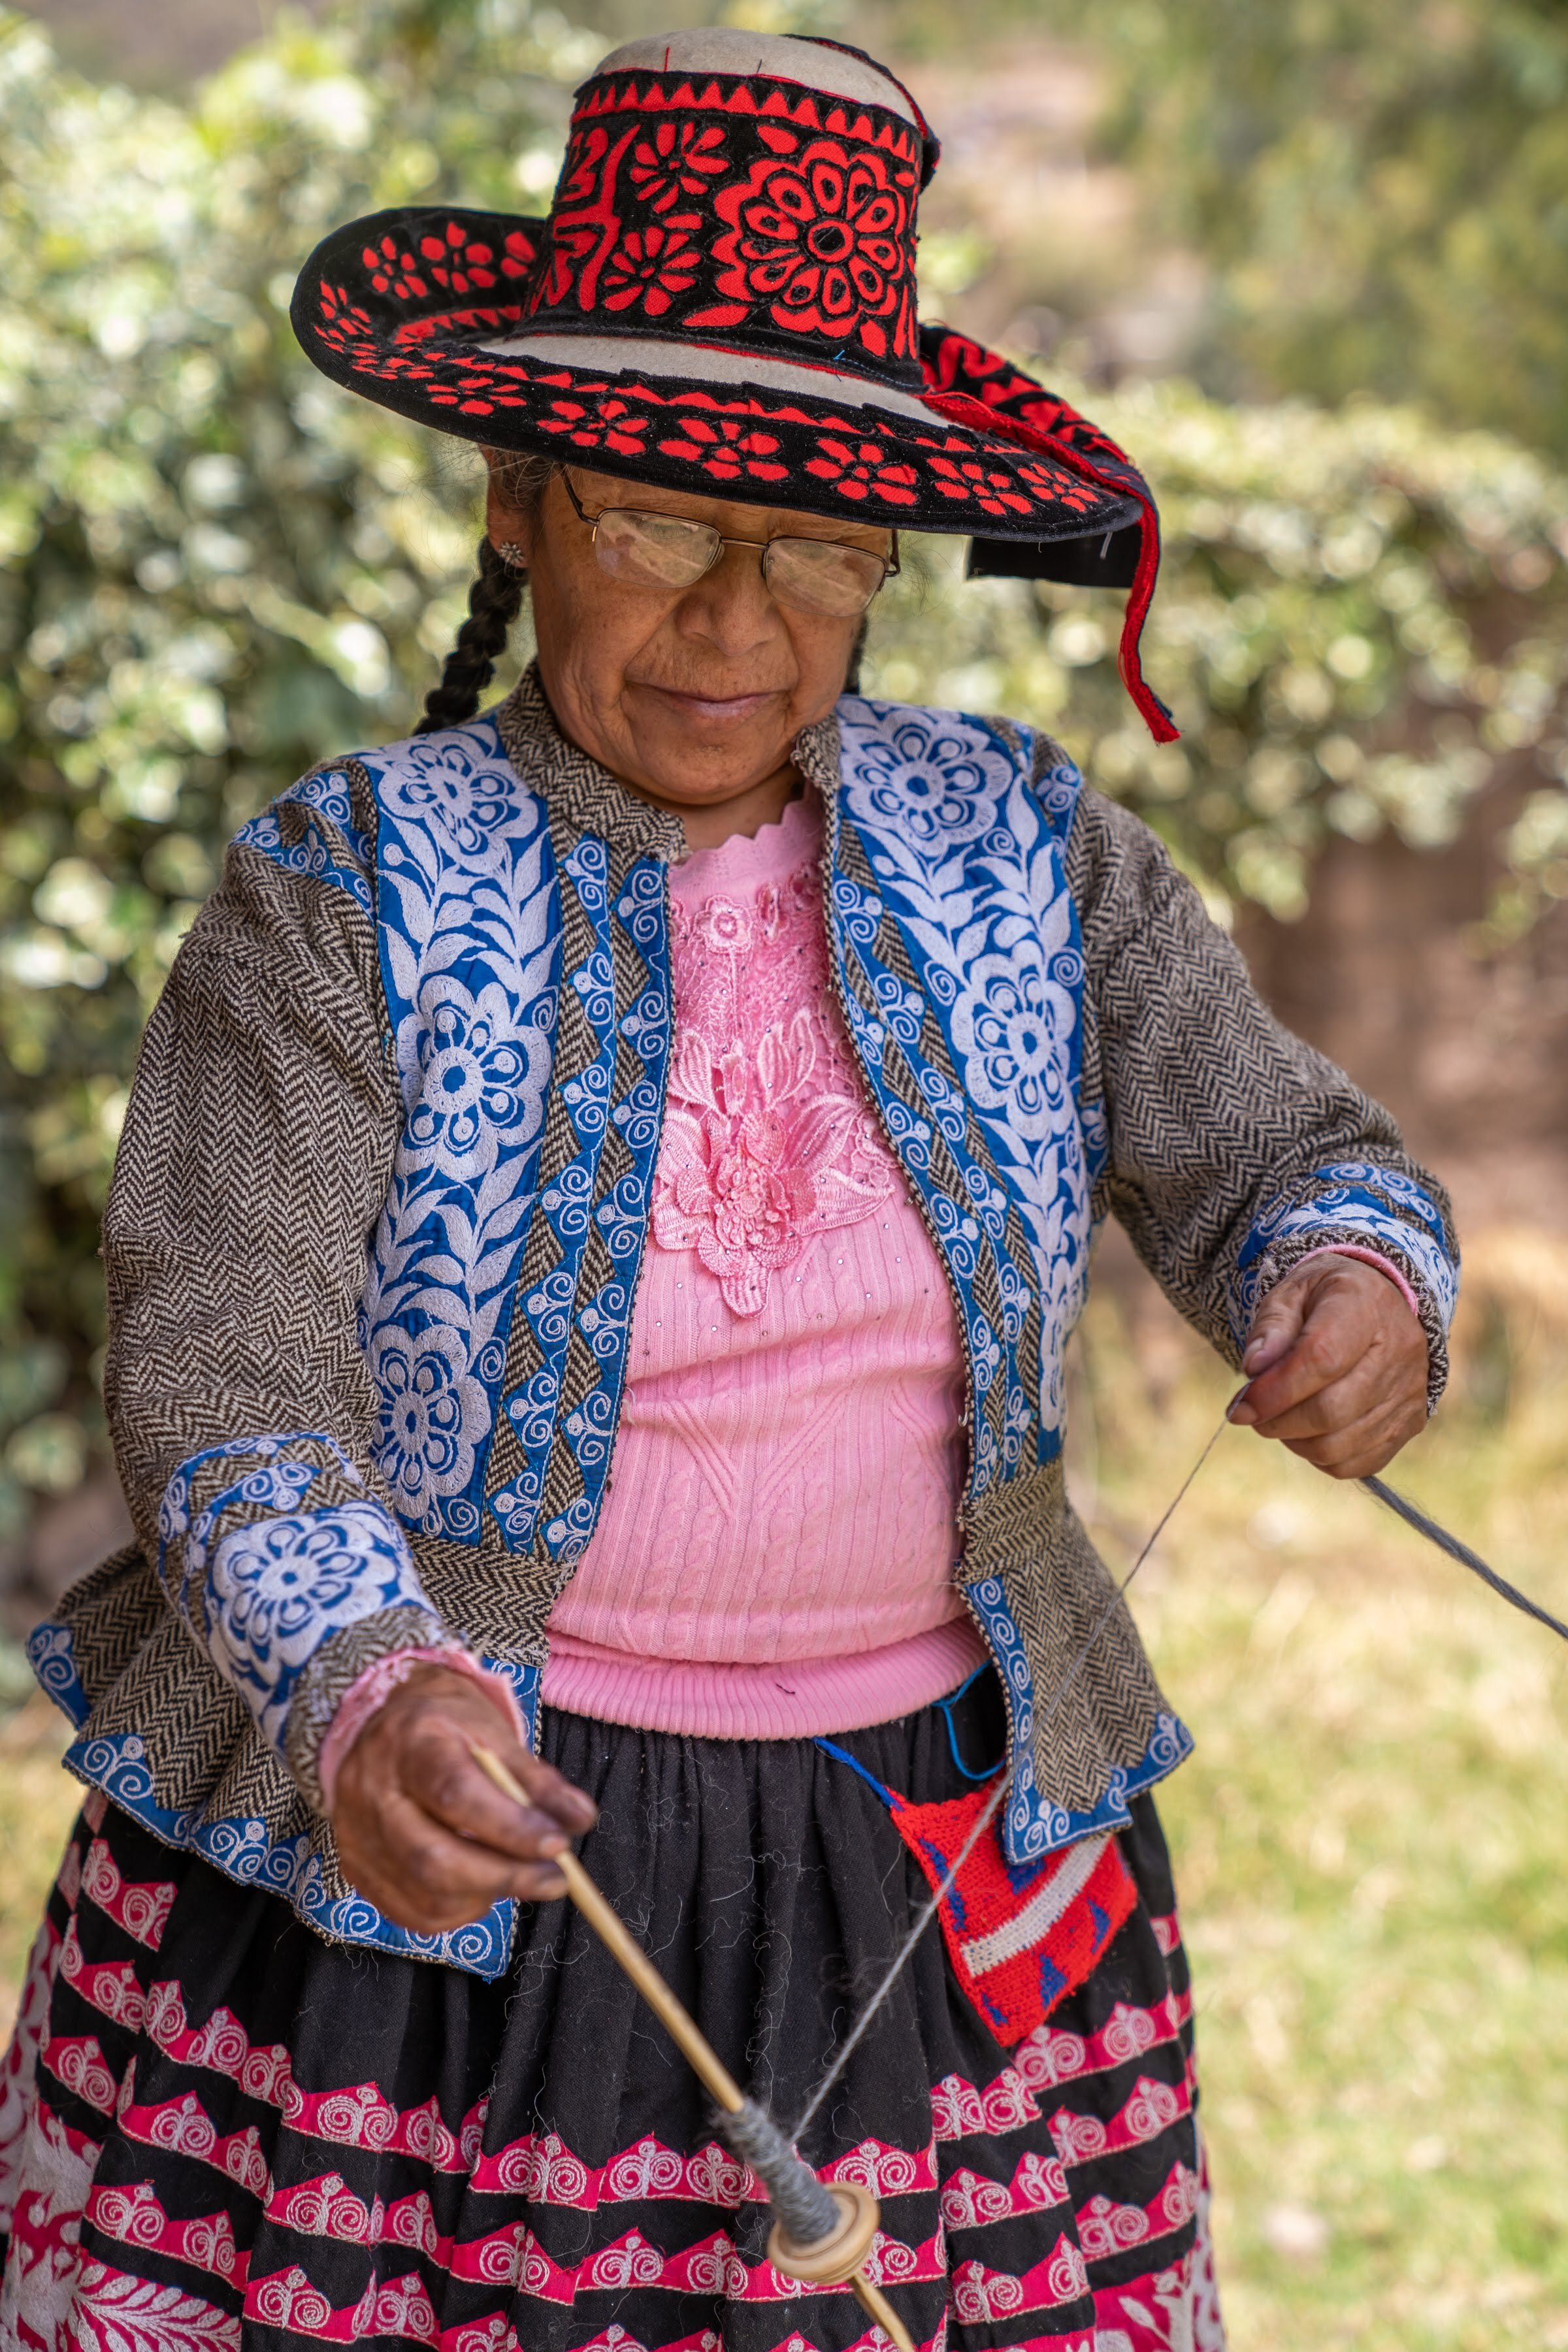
[469,1743,915,2352]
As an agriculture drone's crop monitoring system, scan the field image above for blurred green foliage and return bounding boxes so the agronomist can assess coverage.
[868,386,1568,928]
[1086,0,1568,460]
[0,0,593,1507]
[1,0,1567,1510]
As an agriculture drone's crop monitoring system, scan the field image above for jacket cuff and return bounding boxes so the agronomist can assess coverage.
[156,1432,446,1794]
[314,1644,526,1812]
[1230,1162,1459,1413]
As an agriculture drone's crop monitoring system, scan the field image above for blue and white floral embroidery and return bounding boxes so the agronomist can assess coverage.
[157,1431,351,1627]
[368,1320,493,1527]
[206,1500,427,1755]
[33,1616,540,1974]
[404,986,547,1175]
[153,1433,438,1760]
[233,771,372,913]
[964,1576,1193,1858]
[25,1619,87,1727]
[1231,1158,1458,1344]
[490,836,672,1562]
[285,765,372,861]
[835,698,1092,1477]
[364,722,561,1540]
[964,1575,1047,1857]
[155,695,1461,1918]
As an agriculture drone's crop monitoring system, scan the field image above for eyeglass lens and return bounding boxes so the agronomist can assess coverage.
[591,507,885,617]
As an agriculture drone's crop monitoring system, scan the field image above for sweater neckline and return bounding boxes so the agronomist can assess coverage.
[671,787,821,898]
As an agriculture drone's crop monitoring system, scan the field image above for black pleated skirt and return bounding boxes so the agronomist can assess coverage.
[0,1674,1224,2350]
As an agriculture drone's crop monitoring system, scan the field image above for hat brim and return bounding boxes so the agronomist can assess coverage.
[293,208,1145,550]
[292,206,1176,740]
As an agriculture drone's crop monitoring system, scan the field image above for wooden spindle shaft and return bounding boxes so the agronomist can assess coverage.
[470,1744,745,2115]
[468,1744,915,2352]
[853,2273,914,2347]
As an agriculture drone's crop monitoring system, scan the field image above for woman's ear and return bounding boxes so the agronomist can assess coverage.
[485,483,533,568]
[483,451,540,570]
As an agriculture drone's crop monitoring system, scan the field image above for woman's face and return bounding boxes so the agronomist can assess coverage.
[487,464,889,828]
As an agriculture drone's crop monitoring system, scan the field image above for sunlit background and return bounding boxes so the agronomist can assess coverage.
[2,3,1567,2343]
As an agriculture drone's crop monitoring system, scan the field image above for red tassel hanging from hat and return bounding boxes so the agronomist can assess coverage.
[926,385,1179,747]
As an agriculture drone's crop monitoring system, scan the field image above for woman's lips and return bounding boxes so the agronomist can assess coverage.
[636,683,781,724]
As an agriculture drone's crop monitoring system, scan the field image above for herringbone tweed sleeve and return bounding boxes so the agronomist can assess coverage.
[99,789,464,1808]
[1066,785,1458,1404]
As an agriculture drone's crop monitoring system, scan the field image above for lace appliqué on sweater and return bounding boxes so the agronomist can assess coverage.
[655,862,896,1316]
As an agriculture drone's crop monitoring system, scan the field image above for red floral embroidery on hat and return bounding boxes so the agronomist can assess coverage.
[1014,457,1102,514]
[656,417,789,483]
[629,122,730,214]
[804,436,921,504]
[292,63,1173,740]
[534,396,651,458]
[500,229,536,282]
[362,222,504,299]
[924,331,1137,474]
[712,137,918,363]
[600,223,704,318]
[306,252,1143,543]
[387,303,526,349]
[557,127,612,210]
[537,125,642,310]
[926,448,1043,517]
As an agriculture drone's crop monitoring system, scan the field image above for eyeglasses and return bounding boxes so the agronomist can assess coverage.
[559,470,898,618]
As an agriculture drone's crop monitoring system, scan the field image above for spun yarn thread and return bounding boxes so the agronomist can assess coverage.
[719,2098,842,2244]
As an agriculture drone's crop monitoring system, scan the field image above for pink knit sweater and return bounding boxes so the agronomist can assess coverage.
[317,789,1426,1795]
[541,791,985,1736]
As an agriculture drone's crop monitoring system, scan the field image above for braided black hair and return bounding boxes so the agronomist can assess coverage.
[845,613,870,695]
[415,535,527,734]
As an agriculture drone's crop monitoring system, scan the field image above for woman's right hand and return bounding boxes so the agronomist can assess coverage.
[330,1663,596,1935]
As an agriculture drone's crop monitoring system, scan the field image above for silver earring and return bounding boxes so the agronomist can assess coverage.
[496,540,527,572]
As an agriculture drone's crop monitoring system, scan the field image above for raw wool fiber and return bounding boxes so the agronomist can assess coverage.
[1360,1475,1568,1645]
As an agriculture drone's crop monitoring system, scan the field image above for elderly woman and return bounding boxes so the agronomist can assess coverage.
[0,29,1454,2352]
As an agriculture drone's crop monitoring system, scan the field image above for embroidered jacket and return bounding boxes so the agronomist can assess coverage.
[31,672,1458,1978]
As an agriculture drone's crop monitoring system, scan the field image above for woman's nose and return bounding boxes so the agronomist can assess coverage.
[675,539,785,653]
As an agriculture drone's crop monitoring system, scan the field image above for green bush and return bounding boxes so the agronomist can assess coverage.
[868,384,1568,927]
[0,0,591,1508]
[1,0,1566,1513]
[1085,0,1568,463]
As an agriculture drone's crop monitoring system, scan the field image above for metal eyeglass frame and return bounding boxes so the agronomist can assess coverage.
[558,468,900,610]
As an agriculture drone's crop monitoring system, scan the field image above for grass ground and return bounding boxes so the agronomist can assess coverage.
[1077,1267,1568,2351]
[0,1693,78,2036]
[0,1267,1565,2346]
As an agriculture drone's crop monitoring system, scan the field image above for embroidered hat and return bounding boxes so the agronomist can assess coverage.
[291,28,1174,739]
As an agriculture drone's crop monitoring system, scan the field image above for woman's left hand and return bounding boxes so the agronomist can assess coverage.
[1228,1252,1428,1477]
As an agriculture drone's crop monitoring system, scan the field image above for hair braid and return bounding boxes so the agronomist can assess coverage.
[845,613,870,694]
[415,536,525,734]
